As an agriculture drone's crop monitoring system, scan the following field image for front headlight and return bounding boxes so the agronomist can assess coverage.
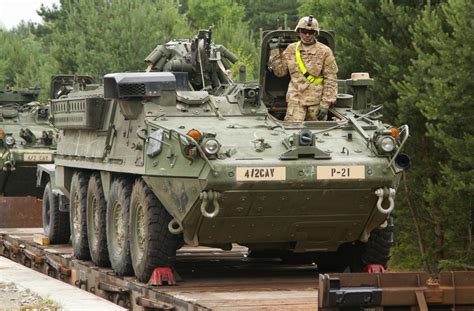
[5,135,15,147]
[202,138,220,157]
[377,136,395,153]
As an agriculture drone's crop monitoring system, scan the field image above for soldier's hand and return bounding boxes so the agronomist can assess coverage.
[317,107,328,120]
[268,38,281,49]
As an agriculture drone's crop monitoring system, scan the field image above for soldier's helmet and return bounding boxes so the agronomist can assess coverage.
[295,15,319,35]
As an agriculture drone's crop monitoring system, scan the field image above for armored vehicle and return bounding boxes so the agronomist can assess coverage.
[39,29,409,282]
[0,86,55,197]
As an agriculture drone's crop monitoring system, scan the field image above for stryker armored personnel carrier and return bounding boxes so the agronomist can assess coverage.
[0,85,55,196]
[39,29,409,282]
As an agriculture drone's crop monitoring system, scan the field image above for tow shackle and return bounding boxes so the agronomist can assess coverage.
[374,187,396,214]
[200,190,221,218]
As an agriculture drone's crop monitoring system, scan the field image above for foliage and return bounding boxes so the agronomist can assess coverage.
[0,25,58,100]
[395,0,474,270]
[40,0,191,76]
[239,0,299,31]
[186,0,245,29]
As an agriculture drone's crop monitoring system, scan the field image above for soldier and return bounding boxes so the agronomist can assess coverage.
[268,15,338,121]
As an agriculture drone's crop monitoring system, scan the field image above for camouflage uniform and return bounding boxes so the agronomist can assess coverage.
[268,41,338,121]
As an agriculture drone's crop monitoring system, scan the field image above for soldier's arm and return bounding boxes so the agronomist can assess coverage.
[268,48,289,77]
[320,50,338,109]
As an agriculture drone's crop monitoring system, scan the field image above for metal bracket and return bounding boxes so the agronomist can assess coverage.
[200,190,221,218]
[45,254,71,279]
[136,296,174,310]
[98,281,130,294]
[374,187,396,214]
[280,146,331,160]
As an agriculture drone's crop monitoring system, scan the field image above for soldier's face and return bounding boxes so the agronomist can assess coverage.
[299,29,316,43]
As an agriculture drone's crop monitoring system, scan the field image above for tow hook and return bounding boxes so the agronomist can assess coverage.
[2,160,15,171]
[200,190,221,218]
[374,187,396,214]
[168,218,183,234]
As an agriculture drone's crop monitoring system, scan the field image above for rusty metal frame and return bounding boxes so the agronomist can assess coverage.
[319,272,474,310]
[0,233,210,310]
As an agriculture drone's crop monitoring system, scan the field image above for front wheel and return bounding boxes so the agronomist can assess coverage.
[129,179,179,282]
[42,182,70,244]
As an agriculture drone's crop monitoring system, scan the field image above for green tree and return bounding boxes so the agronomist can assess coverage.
[186,0,245,29]
[0,25,58,99]
[396,0,474,271]
[41,0,191,76]
[239,0,299,31]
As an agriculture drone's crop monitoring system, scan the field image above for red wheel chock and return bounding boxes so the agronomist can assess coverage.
[148,267,177,286]
[364,264,385,273]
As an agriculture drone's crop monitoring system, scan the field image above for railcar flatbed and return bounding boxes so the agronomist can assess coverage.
[0,228,319,310]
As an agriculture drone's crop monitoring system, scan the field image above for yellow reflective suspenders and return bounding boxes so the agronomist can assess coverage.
[295,41,324,84]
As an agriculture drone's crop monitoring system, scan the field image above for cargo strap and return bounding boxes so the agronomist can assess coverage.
[295,41,324,84]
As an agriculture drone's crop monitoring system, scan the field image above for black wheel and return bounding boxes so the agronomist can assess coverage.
[69,171,91,260]
[129,179,179,282]
[314,217,394,272]
[356,215,394,271]
[42,182,70,244]
[106,177,133,276]
[86,173,110,267]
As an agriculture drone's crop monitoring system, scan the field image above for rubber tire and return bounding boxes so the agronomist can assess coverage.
[129,179,179,282]
[106,177,133,276]
[86,173,110,267]
[313,217,394,272]
[42,182,70,244]
[357,215,394,270]
[69,171,91,260]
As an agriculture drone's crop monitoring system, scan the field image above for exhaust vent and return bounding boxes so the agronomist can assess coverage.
[118,83,146,97]
[104,72,176,99]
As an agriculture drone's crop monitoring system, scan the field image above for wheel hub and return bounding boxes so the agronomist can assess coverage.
[72,193,81,235]
[136,203,146,258]
[113,201,125,251]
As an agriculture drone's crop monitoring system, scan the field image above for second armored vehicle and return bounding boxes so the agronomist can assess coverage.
[0,86,55,197]
[39,30,409,282]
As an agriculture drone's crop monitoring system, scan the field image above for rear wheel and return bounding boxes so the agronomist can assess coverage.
[42,182,70,244]
[70,171,91,260]
[129,179,179,282]
[107,177,133,276]
[86,173,110,267]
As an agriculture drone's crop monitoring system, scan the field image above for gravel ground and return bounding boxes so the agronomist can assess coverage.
[0,281,60,310]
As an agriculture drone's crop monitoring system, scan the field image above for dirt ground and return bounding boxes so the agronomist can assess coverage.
[0,281,60,310]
